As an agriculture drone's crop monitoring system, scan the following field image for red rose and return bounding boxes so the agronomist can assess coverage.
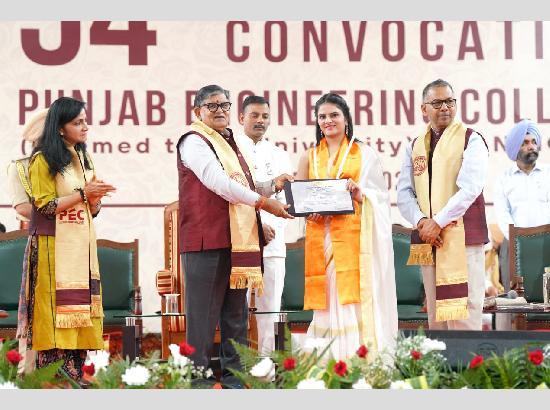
[82,363,95,376]
[356,345,368,359]
[283,357,296,371]
[6,349,22,365]
[410,350,422,360]
[179,342,196,357]
[469,355,484,369]
[528,349,544,366]
[333,360,347,377]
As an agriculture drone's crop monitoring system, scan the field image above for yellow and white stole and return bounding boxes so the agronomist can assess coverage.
[54,146,102,328]
[408,121,469,322]
[189,120,263,292]
[304,136,362,309]
[304,137,379,351]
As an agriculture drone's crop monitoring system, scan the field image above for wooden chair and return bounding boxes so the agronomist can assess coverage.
[392,225,428,330]
[155,201,258,359]
[509,223,550,330]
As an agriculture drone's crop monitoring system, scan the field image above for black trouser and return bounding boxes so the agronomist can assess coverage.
[182,248,248,378]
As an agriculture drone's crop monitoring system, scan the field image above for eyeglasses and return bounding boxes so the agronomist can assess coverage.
[201,102,232,112]
[424,98,456,109]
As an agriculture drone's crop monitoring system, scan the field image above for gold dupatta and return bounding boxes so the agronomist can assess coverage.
[408,121,469,322]
[54,146,102,328]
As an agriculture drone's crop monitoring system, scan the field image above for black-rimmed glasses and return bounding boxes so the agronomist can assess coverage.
[424,98,457,109]
[201,102,232,112]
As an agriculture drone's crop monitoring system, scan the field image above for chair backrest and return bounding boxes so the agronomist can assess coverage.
[97,239,139,310]
[281,238,305,311]
[0,230,27,311]
[509,224,550,303]
[392,225,424,305]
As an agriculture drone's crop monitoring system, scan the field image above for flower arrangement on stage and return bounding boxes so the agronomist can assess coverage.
[225,330,550,389]
[1,333,549,389]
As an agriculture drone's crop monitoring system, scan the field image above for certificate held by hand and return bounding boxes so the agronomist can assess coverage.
[283,179,355,217]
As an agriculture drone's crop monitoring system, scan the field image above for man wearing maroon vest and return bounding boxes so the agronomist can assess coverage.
[177,85,293,388]
[396,79,489,330]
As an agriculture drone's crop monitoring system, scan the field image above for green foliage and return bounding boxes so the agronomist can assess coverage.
[92,357,130,389]
[17,360,66,389]
[1,335,549,389]
[0,339,19,382]
[460,344,550,389]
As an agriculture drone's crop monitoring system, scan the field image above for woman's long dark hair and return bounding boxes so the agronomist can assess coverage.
[32,97,91,176]
[314,93,354,145]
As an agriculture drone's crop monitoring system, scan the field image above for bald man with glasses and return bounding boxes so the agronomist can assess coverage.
[397,79,489,331]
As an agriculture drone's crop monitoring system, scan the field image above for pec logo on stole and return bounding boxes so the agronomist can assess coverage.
[413,156,427,176]
[229,171,248,187]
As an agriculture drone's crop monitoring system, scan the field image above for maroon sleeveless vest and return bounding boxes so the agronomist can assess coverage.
[416,127,489,246]
[176,128,265,253]
[176,133,231,252]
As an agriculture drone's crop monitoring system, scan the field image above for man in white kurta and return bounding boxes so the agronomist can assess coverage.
[495,119,550,239]
[493,119,550,300]
[236,96,292,355]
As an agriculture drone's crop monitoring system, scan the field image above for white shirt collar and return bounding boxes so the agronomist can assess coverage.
[512,162,542,174]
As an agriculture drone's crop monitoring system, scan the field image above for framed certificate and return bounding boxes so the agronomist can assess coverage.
[283,179,355,217]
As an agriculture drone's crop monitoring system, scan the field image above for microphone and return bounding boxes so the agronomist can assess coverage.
[496,290,518,299]
[483,289,519,309]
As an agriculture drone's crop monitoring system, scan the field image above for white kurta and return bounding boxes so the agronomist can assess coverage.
[236,134,293,354]
[305,142,398,360]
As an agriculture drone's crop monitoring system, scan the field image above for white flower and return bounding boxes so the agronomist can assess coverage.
[379,352,396,367]
[352,379,373,389]
[420,338,446,355]
[303,338,328,353]
[121,365,151,386]
[205,368,213,378]
[250,357,275,381]
[0,381,18,389]
[390,380,413,390]
[169,344,190,368]
[85,350,110,374]
[297,378,326,389]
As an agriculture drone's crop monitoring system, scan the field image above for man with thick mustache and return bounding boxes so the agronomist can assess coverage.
[494,119,550,239]
[493,120,550,293]
[236,95,292,355]
[397,79,489,330]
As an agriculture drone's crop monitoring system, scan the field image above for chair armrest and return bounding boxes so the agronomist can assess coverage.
[249,288,257,312]
[133,285,142,316]
[156,269,175,296]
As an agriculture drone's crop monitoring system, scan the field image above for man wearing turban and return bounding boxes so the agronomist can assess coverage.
[495,119,550,240]
[494,119,550,294]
